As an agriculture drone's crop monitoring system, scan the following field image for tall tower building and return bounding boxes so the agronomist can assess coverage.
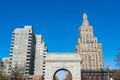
[34,35,47,76]
[76,13,104,70]
[9,26,35,75]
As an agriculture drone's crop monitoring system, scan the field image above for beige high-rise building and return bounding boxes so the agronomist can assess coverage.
[76,13,104,70]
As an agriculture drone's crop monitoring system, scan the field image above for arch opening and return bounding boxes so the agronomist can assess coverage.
[53,68,72,80]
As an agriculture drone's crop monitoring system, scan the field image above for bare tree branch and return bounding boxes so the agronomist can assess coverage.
[115,53,120,68]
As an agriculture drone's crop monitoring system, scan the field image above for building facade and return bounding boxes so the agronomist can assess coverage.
[9,26,35,75]
[76,13,104,70]
[0,57,10,75]
[34,35,47,76]
[81,69,114,80]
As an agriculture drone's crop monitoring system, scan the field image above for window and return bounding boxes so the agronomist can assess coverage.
[88,55,92,68]
[83,65,84,69]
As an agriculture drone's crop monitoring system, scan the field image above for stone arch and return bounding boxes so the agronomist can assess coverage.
[53,68,72,80]
[44,53,81,80]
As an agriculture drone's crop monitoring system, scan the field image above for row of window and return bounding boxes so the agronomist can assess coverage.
[81,28,92,32]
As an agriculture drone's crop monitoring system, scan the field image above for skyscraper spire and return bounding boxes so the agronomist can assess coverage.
[82,13,89,26]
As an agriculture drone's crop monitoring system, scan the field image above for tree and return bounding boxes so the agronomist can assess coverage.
[0,72,5,80]
[65,72,72,80]
[113,70,120,80]
[10,63,26,80]
[114,50,120,80]
[115,53,120,68]
[0,59,3,72]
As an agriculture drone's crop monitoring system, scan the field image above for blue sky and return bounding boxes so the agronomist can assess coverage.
[56,70,66,80]
[0,0,120,69]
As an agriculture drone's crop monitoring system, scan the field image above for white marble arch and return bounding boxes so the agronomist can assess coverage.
[44,53,81,80]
